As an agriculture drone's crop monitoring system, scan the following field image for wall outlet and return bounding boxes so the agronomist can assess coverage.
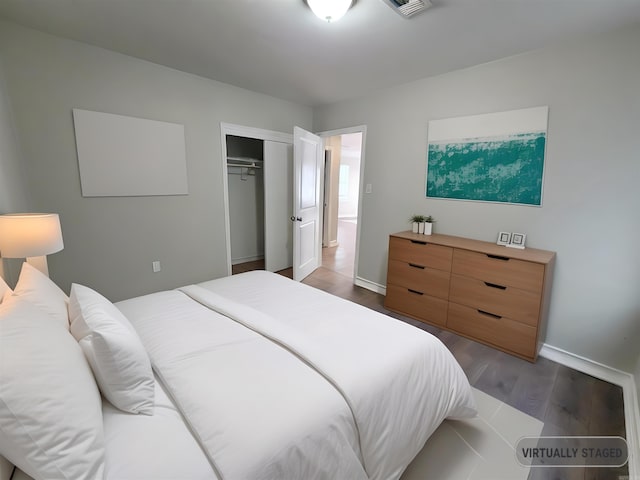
[365,183,372,193]
[152,261,161,273]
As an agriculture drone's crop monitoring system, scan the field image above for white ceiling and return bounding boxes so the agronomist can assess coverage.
[1,0,639,107]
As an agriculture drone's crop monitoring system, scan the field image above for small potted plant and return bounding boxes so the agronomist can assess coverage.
[409,214,425,233]
[423,215,434,235]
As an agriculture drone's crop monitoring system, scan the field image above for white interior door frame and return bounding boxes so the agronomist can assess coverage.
[315,125,367,282]
[220,123,293,276]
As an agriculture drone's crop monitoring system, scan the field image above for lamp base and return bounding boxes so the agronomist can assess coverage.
[26,256,49,277]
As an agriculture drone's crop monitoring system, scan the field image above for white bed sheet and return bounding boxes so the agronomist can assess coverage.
[11,373,215,480]
[117,290,367,480]
[186,270,477,480]
[101,374,215,480]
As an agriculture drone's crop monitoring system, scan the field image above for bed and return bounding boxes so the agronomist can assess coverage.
[0,264,476,480]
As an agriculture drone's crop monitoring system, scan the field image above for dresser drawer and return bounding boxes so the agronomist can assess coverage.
[452,249,544,293]
[447,302,537,359]
[389,236,452,272]
[385,284,448,327]
[387,259,450,300]
[449,274,540,327]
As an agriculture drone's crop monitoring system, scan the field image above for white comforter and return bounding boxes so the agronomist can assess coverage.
[118,290,367,480]
[183,271,477,480]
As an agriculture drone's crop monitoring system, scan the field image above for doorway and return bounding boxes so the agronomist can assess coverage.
[221,123,363,282]
[320,130,364,279]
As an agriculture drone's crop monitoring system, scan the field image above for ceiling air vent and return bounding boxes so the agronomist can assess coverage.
[382,0,432,18]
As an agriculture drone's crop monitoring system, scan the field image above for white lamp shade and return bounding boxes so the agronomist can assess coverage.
[0,213,64,258]
[307,0,353,22]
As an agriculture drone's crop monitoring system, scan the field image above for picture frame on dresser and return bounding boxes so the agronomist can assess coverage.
[508,233,526,249]
[497,232,512,246]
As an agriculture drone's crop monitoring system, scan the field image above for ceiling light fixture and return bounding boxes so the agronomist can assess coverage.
[305,0,355,22]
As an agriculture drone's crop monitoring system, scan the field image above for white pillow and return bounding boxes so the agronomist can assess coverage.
[69,283,155,415]
[12,261,69,328]
[0,295,106,479]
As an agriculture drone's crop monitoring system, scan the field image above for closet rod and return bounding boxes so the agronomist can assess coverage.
[227,155,262,163]
[227,163,261,169]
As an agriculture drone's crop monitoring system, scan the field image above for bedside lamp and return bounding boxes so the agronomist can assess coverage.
[0,213,64,277]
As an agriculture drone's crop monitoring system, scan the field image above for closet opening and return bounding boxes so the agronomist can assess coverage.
[222,128,294,277]
[226,135,265,274]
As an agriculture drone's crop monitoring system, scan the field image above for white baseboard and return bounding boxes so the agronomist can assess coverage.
[354,276,386,295]
[540,344,639,480]
[230,255,264,265]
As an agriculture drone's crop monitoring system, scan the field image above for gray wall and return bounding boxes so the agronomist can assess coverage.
[228,169,265,263]
[1,19,638,373]
[0,21,312,301]
[314,24,640,372]
[0,57,32,284]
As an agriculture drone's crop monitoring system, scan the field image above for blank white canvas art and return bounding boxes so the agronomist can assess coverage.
[73,109,188,197]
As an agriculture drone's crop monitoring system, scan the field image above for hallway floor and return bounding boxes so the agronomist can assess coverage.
[322,218,356,278]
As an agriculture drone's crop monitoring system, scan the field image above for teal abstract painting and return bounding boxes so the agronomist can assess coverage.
[426,106,548,206]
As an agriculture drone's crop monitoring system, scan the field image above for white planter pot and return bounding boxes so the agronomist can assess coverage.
[424,222,433,235]
[418,222,425,234]
[412,222,419,233]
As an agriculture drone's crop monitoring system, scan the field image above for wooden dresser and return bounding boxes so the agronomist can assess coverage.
[384,231,555,362]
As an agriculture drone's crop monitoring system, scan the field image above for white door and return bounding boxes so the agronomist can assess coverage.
[292,126,323,281]
[264,141,293,272]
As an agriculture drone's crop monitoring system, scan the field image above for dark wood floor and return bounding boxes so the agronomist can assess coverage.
[233,224,627,479]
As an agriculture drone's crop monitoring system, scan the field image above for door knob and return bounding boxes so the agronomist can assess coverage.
[290,216,302,222]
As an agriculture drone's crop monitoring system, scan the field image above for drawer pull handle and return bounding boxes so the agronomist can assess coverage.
[410,240,427,245]
[478,309,502,319]
[487,254,510,261]
[408,288,424,296]
[484,282,507,290]
[409,263,425,269]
